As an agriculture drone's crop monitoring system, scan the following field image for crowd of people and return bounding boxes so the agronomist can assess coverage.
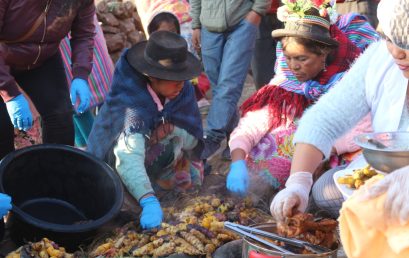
[1,0,409,257]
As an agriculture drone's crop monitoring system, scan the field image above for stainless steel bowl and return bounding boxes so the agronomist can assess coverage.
[354,132,409,173]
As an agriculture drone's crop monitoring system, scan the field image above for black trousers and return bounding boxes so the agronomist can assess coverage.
[251,14,283,90]
[0,53,74,160]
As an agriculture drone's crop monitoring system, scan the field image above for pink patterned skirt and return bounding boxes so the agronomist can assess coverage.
[246,123,297,190]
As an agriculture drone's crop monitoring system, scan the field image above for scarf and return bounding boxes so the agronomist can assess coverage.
[241,13,380,129]
[87,49,203,160]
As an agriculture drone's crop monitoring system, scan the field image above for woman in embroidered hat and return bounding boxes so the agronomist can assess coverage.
[225,0,379,202]
[87,30,203,230]
[270,0,409,250]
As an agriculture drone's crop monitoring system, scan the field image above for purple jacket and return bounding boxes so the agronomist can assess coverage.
[0,0,95,101]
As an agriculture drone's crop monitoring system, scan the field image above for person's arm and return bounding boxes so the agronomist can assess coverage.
[333,113,372,155]
[229,106,272,161]
[246,0,270,26]
[0,0,20,101]
[291,42,382,174]
[70,2,95,80]
[189,0,201,30]
[251,0,270,16]
[227,106,271,195]
[113,133,154,201]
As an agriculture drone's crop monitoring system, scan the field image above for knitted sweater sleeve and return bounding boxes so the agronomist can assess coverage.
[293,42,379,159]
[229,106,271,154]
[113,133,154,201]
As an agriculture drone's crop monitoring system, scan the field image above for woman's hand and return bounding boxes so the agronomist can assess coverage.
[5,94,33,131]
[150,123,174,145]
[70,78,91,113]
[226,160,249,196]
[245,10,261,26]
[360,165,409,225]
[270,172,313,222]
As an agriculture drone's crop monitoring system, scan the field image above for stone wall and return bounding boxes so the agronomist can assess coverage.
[96,0,145,62]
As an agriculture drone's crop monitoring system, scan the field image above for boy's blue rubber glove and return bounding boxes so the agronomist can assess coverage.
[70,78,91,114]
[5,94,33,131]
[140,196,163,229]
[0,193,12,217]
[226,160,249,196]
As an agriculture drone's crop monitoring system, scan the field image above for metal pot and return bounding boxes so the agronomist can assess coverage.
[242,223,338,258]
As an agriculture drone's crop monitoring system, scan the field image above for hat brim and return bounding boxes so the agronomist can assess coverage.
[272,29,339,47]
[126,41,202,81]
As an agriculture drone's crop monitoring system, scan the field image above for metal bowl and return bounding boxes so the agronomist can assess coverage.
[354,132,409,173]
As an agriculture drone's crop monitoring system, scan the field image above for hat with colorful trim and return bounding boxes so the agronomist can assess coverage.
[272,0,339,46]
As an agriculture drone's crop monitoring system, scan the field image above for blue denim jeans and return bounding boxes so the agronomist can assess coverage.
[201,18,257,143]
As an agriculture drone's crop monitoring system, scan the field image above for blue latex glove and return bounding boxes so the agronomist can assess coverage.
[226,160,249,195]
[0,193,12,217]
[140,196,163,229]
[70,78,91,113]
[5,94,33,131]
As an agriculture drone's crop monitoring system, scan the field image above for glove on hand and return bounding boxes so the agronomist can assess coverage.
[360,165,409,225]
[5,94,33,131]
[226,160,249,195]
[270,172,313,222]
[140,196,163,229]
[0,193,12,217]
[70,78,91,113]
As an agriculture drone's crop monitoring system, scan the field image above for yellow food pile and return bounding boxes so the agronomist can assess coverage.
[337,165,384,189]
[6,238,75,258]
[89,195,272,257]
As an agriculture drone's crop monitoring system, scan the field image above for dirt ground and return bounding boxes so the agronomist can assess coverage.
[0,75,348,257]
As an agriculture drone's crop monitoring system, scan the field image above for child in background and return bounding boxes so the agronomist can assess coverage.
[135,0,211,111]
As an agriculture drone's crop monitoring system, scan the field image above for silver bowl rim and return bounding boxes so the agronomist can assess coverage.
[354,131,409,152]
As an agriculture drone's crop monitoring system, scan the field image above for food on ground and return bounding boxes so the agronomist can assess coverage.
[89,195,272,257]
[6,238,77,258]
[337,165,384,189]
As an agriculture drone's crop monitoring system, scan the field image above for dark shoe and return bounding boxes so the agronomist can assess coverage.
[221,146,231,161]
[200,137,221,160]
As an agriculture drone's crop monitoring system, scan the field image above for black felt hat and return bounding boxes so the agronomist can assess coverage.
[126,30,202,81]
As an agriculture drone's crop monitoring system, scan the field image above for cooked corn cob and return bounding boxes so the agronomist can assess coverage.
[180,231,205,253]
[174,236,204,255]
[132,238,164,256]
[190,229,213,245]
[152,242,176,257]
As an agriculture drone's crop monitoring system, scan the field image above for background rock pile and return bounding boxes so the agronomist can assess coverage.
[96,0,146,62]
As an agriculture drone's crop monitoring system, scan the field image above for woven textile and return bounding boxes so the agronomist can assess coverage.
[59,16,115,108]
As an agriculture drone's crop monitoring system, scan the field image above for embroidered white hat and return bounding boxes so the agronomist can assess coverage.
[378,0,409,50]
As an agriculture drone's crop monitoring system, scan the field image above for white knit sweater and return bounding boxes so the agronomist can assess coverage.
[294,40,409,159]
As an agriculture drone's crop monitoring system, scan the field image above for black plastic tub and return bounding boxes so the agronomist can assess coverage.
[0,144,124,251]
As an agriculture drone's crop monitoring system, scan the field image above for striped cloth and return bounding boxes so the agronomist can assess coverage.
[59,16,114,108]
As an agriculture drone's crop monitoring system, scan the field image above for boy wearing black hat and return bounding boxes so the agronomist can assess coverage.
[88,31,204,229]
